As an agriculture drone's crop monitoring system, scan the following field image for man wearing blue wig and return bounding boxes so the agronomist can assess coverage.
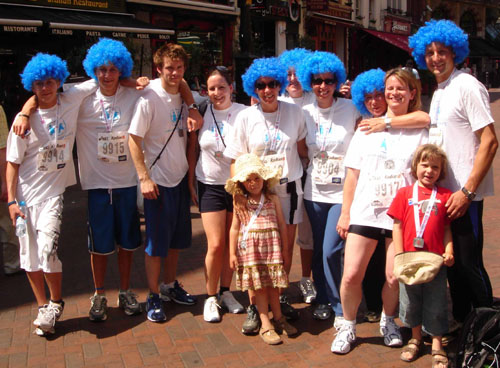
[410,20,498,329]
[6,53,97,336]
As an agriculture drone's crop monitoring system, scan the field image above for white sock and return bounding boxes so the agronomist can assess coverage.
[301,276,311,282]
[165,281,175,289]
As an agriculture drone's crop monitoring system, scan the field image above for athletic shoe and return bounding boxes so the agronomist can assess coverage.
[299,278,317,304]
[312,304,332,320]
[279,295,299,320]
[380,316,403,347]
[272,316,298,336]
[203,296,221,322]
[146,293,166,322]
[364,310,381,323]
[331,323,356,354]
[219,291,244,314]
[241,304,260,334]
[118,290,141,316]
[333,315,345,331]
[33,301,64,335]
[159,281,196,305]
[88,294,107,322]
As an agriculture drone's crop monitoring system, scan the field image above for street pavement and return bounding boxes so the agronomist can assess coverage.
[1,90,500,367]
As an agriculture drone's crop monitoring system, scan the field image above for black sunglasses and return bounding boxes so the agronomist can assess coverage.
[255,80,280,90]
[311,78,336,86]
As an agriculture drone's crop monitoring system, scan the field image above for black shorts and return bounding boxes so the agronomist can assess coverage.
[198,181,233,213]
[349,224,392,241]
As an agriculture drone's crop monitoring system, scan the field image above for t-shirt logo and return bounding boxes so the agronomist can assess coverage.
[47,120,67,137]
[409,198,440,215]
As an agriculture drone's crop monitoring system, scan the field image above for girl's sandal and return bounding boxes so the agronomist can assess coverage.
[400,338,421,362]
[431,349,449,368]
[259,327,282,345]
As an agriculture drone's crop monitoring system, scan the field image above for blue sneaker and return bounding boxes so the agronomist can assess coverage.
[160,281,197,305]
[146,293,166,322]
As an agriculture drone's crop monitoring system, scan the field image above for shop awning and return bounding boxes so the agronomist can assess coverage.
[469,37,500,58]
[127,0,240,16]
[308,12,355,27]
[0,4,174,39]
[363,29,411,53]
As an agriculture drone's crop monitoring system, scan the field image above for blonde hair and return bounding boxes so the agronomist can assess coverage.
[385,68,421,112]
[411,144,448,182]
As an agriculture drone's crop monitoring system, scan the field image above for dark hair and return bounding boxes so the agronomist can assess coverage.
[153,43,188,69]
[411,144,448,181]
[236,178,273,200]
[207,66,233,85]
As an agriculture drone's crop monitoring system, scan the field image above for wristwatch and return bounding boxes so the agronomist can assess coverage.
[461,187,476,201]
[187,103,199,110]
[384,117,392,131]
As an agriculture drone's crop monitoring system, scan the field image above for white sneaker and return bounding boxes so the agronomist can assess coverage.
[333,316,345,331]
[203,296,221,323]
[33,301,64,335]
[219,291,244,314]
[331,323,356,354]
[380,317,403,347]
[299,278,317,304]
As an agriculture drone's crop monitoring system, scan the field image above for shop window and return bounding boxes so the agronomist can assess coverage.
[460,10,477,36]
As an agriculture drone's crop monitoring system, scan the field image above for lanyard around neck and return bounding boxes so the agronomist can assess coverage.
[315,100,336,152]
[258,102,281,154]
[240,194,265,250]
[413,182,437,238]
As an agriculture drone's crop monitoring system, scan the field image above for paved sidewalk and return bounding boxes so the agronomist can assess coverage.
[1,91,500,367]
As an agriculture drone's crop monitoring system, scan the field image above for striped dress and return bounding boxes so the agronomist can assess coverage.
[236,197,288,291]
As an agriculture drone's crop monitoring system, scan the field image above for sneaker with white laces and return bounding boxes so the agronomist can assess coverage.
[159,281,197,305]
[146,293,166,322]
[242,304,261,334]
[118,290,141,316]
[380,317,403,347]
[299,278,317,304]
[219,291,244,314]
[203,296,221,322]
[33,301,64,336]
[333,315,345,331]
[331,323,356,354]
[89,294,108,322]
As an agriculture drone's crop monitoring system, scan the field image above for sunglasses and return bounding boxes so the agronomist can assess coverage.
[255,80,280,90]
[311,78,336,86]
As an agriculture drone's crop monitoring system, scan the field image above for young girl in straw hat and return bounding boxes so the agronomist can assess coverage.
[226,153,298,344]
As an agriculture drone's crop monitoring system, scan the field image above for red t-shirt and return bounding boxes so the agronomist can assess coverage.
[387,184,452,254]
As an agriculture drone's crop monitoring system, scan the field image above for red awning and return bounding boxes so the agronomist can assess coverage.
[364,29,410,53]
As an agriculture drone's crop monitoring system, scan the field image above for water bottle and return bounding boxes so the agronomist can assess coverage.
[15,201,27,238]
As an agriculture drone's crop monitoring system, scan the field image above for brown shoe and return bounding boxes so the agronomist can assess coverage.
[273,316,298,336]
[259,327,282,345]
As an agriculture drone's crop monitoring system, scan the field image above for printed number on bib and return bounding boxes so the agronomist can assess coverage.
[428,127,444,147]
[370,172,405,208]
[261,153,286,179]
[37,140,70,172]
[97,132,128,163]
[311,154,344,184]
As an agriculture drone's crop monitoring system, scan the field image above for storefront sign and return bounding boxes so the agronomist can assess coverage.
[3,25,39,33]
[384,18,410,35]
[7,0,125,13]
[47,27,170,39]
[310,2,351,19]
[307,0,326,11]
[252,0,300,21]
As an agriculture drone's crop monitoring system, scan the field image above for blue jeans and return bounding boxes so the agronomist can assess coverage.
[304,199,343,315]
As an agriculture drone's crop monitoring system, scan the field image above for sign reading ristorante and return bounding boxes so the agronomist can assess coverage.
[8,0,125,13]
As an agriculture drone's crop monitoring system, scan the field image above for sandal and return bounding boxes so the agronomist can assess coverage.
[432,349,449,368]
[400,338,421,362]
[259,327,282,345]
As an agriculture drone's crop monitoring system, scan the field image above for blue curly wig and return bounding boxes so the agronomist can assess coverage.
[242,57,288,99]
[279,48,313,72]
[351,68,386,116]
[20,53,69,92]
[409,19,469,70]
[296,51,346,92]
[83,38,133,80]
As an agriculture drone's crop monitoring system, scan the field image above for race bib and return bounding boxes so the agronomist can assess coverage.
[97,131,128,163]
[37,139,70,172]
[261,152,286,179]
[311,154,344,185]
[370,170,406,208]
[428,126,444,147]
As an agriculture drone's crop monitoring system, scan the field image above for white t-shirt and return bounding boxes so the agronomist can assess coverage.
[128,79,188,188]
[224,101,307,187]
[195,102,246,185]
[77,86,143,190]
[344,127,428,230]
[429,68,494,199]
[7,81,97,206]
[303,98,360,203]
[279,91,316,108]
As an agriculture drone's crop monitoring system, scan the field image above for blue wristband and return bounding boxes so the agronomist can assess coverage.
[7,201,16,207]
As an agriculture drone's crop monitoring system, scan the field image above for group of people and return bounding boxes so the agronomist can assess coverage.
[5,18,497,367]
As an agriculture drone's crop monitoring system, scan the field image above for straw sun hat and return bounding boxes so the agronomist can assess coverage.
[225,153,281,195]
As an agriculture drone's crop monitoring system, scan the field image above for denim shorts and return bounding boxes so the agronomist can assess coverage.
[399,266,449,336]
